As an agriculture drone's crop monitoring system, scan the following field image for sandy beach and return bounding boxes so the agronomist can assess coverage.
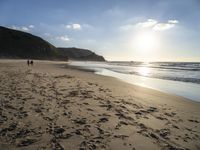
[0,59,199,150]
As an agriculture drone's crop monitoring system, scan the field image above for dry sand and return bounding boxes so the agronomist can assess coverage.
[0,59,199,150]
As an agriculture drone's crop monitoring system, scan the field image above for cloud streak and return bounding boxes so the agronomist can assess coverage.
[153,20,178,31]
[56,35,70,42]
[168,20,179,24]
[120,19,179,31]
[65,23,82,30]
[136,19,158,28]
[28,25,34,28]
[153,23,175,31]
[11,25,34,31]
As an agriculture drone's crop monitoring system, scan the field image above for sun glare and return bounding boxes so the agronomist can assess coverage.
[133,31,160,53]
[138,67,150,76]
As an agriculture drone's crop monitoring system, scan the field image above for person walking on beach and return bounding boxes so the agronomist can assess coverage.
[27,60,30,66]
[30,60,34,66]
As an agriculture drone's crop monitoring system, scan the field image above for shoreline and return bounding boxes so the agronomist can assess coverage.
[67,61,200,102]
[66,64,194,103]
[62,64,199,107]
[0,59,200,150]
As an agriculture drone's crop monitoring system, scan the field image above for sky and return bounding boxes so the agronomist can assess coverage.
[0,0,200,61]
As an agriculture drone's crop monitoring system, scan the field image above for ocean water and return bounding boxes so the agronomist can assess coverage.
[68,61,200,102]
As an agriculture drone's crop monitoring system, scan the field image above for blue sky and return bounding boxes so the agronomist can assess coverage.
[0,0,200,61]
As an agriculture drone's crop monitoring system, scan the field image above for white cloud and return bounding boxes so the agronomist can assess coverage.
[43,33,51,37]
[120,19,179,32]
[120,19,157,31]
[136,19,158,28]
[11,25,18,30]
[168,20,179,24]
[153,19,178,31]
[29,25,34,28]
[72,24,81,29]
[153,23,175,31]
[56,35,70,42]
[65,23,82,30]
[82,23,93,29]
[11,25,29,31]
[21,26,29,31]
[65,25,71,29]
[11,25,35,31]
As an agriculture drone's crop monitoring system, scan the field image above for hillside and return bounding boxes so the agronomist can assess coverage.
[57,47,105,61]
[0,26,105,61]
[0,26,64,60]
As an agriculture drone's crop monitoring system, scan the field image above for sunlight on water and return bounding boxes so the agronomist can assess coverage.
[96,69,200,102]
[68,61,200,102]
[138,67,150,76]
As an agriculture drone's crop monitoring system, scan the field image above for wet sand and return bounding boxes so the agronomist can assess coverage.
[0,59,200,150]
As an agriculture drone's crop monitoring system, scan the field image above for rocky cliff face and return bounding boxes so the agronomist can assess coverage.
[0,26,105,61]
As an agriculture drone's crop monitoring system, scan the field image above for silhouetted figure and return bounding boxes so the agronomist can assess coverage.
[27,60,30,66]
[30,60,34,66]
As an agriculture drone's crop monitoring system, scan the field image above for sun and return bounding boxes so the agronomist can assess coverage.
[133,31,160,53]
